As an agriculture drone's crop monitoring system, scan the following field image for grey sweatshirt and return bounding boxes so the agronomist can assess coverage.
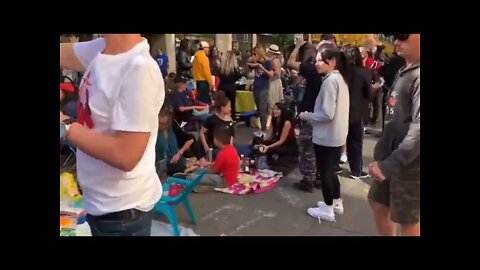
[375,61,420,178]
[306,70,349,147]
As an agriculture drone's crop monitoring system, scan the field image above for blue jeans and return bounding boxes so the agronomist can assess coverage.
[86,209,154,236]
[253,89,269,131]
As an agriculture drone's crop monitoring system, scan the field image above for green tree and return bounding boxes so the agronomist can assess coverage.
[269,34,294,53]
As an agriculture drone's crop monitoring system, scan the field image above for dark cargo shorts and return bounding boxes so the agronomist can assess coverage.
[368,171,420,225]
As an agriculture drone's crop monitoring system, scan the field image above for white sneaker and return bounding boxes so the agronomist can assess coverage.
[340,153,348,164]
[307,204,335,222]
[317,199,344,215]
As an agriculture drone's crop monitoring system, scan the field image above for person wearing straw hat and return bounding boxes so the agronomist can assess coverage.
[266,44,284,116]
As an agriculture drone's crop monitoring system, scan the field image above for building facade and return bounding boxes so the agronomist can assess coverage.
[146,34,258,74]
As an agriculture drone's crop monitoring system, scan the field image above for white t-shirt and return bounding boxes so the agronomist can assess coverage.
[73,38,164,216]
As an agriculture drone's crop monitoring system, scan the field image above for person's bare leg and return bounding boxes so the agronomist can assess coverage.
[400,222,420,236]
[369,199,396,236]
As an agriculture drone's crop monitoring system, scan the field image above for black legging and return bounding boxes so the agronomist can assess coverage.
[265,138,299,160]
[314,144,341,206]
[370,92,381,124]
[346,121,364,175]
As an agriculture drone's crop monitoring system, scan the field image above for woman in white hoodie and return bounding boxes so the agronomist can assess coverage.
[299,47,350,222]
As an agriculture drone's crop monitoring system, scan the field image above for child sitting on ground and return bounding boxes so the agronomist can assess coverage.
[194,127,240,192]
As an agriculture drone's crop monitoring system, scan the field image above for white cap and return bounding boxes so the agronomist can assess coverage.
[200,41,210,49]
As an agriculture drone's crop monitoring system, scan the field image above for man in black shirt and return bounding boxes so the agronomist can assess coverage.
[287,36,334,192]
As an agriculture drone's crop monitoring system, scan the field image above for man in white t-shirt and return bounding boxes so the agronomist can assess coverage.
[59,34,165,236]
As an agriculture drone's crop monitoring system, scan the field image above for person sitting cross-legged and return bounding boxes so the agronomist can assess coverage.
[192,127,240,192]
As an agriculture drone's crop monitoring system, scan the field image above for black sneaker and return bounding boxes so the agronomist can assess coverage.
[293,179,314,193]
[335,168,343,174]
[350,172,369,179]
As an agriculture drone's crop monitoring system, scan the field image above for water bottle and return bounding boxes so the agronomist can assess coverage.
[249,158,256,175]
[240,154,245,172]
[208,148,213,162]
[244,157,250,173]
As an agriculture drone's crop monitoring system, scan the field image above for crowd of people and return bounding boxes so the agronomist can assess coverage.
[60,33,420,237]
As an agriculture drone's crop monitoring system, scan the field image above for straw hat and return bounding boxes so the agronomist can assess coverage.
[266,44,281,55]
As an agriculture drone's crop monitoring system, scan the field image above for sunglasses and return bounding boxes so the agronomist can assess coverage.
[393,34,410,41]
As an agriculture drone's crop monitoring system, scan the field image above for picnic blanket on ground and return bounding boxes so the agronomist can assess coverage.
[214,169,283,195]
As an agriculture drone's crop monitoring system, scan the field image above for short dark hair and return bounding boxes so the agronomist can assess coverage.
[321,34,336,43]
[214,91,230,112]
[213,127,231,145]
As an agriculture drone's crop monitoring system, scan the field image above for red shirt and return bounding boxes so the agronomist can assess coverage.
[365,57,381,71]
[212,145,240,186]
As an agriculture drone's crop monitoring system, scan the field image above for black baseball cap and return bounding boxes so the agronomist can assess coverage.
[174,76,188,83]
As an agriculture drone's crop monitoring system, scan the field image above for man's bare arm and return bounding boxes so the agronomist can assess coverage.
[288,38,306,71]
[66,123,149,172]
[60,43,86,72]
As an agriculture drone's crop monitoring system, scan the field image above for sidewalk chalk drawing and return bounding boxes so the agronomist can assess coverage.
[200,203,243,221]
[225,209,277,236]
[275,186,305,209]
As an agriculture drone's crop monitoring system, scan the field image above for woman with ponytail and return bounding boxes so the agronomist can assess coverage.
[299,47,350,222]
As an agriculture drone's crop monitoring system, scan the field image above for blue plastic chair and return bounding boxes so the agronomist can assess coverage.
[154,169,207,236]
[239,111,258,127]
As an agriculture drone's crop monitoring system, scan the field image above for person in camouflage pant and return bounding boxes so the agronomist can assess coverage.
[287,37,336,192]
[294,120,318,192]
